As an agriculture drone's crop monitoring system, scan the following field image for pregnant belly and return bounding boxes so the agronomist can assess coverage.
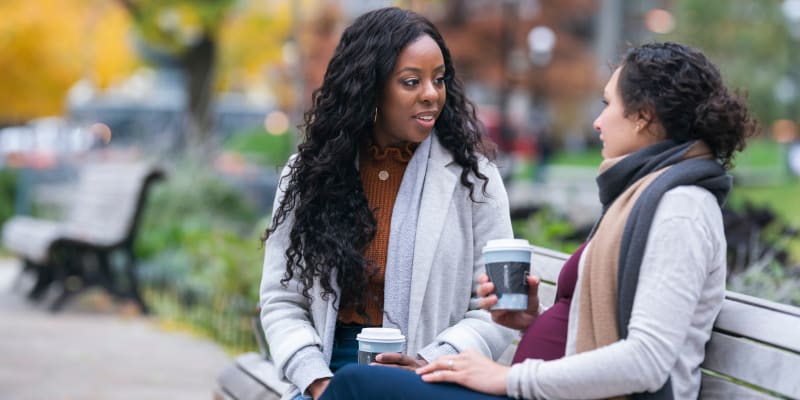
[511,297,571,363]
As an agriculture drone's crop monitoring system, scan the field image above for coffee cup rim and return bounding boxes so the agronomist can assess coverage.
[482,238,534,253]
[357,327,406,343]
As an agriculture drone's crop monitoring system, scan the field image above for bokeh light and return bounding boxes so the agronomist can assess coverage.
[645,9,675,34]
[89,122,112,144]
[772,119,799,143]
[264,110,289,135]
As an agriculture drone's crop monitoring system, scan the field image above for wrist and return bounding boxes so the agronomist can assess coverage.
[516,313,537,331]
[308,377,331,399]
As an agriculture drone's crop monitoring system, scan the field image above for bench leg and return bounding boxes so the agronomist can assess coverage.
[103,248,148,314]
[48,285,76,312]
[120,249,148,314]
[12,260,33,293]
[23,261,54,302]
[95,250,118,296]
[46,245,84,312]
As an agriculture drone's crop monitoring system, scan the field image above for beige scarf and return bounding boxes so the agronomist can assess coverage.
[575,167,664,353]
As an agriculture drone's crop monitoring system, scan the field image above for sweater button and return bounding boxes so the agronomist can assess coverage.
[378,170,389,181]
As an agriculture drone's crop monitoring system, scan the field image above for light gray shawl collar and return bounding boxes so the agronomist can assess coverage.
[382,133,432,336]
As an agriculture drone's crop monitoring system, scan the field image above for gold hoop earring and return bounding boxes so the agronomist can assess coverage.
[373,107,378,124]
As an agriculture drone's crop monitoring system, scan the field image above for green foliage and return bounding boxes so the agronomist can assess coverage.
[135,161,266,351]
[550,149,603,167]
[728,139,800,261]
[124,0,236,54]
[730,183,800,226]
[0,169,16,226]
[222,126,295,166]
[728,259,800,307]
[140,222,267,352]
[664,1,793,124]
[136,160,258,259]
[513,207,582,255]
[735,139,788,168]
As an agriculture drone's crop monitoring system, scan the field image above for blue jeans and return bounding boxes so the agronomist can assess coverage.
[319,364,512,400]
[329,323,362,372]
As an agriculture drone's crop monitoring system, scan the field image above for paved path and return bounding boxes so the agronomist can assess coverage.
[0,258,231,400]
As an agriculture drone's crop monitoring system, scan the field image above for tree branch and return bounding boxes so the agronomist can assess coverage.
[116,0,142,21]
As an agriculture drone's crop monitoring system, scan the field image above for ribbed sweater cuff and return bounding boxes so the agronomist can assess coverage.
[417,342,459,363]
[284,346,333,397]
[507,359,541,399]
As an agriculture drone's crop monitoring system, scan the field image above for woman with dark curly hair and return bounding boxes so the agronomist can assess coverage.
[319,42,757,400]
[259,7,516,400]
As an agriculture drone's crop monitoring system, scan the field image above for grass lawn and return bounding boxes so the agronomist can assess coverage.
[730,183,800,226]
[727,141,799,256]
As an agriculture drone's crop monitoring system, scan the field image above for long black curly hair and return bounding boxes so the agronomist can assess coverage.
[617,42,758,169]
[264,7,493,315]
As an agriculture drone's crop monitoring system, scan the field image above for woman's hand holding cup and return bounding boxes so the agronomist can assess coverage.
[479,238,540,331]
[477,273,541,331]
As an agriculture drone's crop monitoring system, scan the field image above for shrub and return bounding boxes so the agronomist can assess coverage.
[136,160,267,351]
[223,126,295,166]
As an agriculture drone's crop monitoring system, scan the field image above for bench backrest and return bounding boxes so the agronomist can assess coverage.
[63,161,164,247]
[531,246,800,399]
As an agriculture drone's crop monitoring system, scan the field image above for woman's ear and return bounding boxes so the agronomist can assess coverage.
[636,110,667,140]
[634,110,651,133]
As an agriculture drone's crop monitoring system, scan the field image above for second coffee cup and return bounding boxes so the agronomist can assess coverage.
[482,238,534,310]
[356,327,406,365]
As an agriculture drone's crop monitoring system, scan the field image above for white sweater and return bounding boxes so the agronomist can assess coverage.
[507,186,727,399]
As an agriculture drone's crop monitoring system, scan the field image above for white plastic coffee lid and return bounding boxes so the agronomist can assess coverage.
[357,328,406,343]
[482,238,534,253]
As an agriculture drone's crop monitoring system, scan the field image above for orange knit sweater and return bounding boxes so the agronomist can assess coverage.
[338,141,417,326]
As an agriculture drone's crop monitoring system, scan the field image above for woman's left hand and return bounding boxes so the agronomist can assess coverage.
[415,349,509,396]
[373,353,429,371]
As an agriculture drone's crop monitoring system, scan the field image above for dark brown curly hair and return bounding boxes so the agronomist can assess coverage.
[617,42,758,169]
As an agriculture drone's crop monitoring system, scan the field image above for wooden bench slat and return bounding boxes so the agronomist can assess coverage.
[531,246,568,284]
[724,291,800,317]
[64,163,153,245]
[715,294,800,353]
[235,353,290,395]
[1,217,64,263]
[702,331,800,397]
[538,283,556,308]
[700,373,777,400]
[216,360,278,400]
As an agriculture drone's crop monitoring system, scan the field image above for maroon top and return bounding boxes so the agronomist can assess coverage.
[512,242,587,363]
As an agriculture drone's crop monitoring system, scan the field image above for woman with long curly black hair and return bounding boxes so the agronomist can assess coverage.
[319,42,757,400]
[259,7,516,400]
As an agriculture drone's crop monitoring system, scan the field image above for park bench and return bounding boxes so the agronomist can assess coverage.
[215,246,800,399]
[1,160,165,312]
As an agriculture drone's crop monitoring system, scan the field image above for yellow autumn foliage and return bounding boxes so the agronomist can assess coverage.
[0,0,139,123]
[0,0,319,124]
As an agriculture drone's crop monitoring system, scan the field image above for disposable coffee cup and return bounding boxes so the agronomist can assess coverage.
[482,238,534,310]
[356,327,406,365]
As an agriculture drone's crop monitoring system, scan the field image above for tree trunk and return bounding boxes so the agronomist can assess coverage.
[182,33,216,153]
